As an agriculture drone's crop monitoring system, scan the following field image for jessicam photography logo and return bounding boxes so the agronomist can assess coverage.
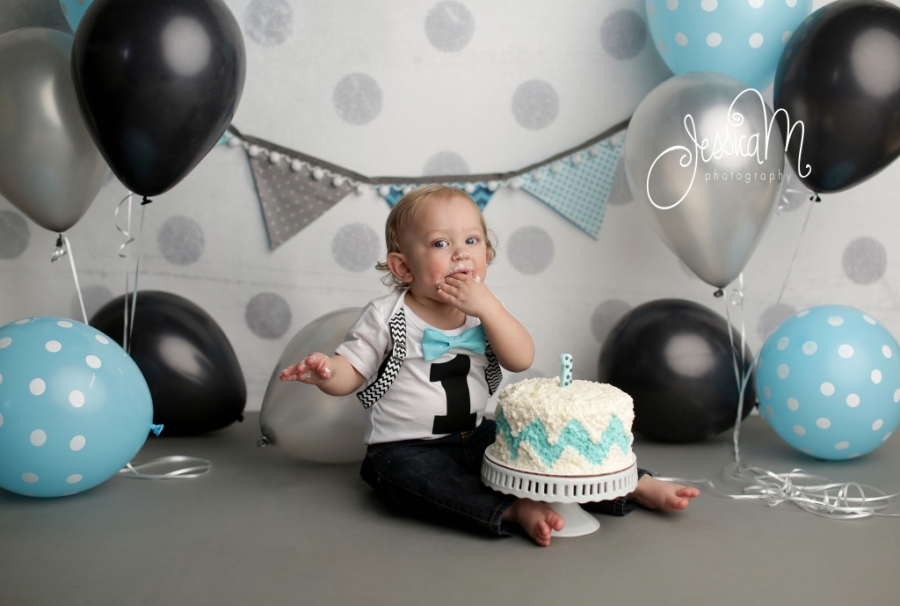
[647,88,809,210]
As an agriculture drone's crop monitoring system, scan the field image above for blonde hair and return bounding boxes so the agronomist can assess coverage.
[375,184,496,289]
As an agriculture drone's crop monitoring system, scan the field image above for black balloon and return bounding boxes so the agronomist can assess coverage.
[774,0,900,193]
[598,299,756,443]
[71,0,246,198]
[90,291,246,436]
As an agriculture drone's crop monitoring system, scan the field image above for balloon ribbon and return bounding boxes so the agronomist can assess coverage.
[118,456,212,480]
[659,274,900,519]
[50,233,88,324]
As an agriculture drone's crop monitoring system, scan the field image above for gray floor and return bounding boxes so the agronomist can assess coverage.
[2,413,898,606]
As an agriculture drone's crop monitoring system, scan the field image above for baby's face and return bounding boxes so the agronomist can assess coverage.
[399,194,489,293]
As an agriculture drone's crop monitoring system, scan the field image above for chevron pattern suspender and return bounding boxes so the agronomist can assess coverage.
[357,308,407,409]
[355,306,503,409]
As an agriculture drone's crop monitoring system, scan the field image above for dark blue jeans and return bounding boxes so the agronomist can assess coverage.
[359,419,647,537]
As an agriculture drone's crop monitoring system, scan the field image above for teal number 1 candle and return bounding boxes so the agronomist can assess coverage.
[559,353,573,388]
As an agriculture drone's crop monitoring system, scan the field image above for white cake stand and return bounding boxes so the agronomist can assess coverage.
[481,450,638,537]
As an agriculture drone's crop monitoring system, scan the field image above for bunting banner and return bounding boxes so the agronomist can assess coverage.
[229,120,627,250]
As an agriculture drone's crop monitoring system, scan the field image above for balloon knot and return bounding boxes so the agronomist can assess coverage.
[256,436,271,448]
[811,193,821,202]
[150,424,164,436]
[713,288,724,298]
[51,234,68,263]
[141,196,153,205]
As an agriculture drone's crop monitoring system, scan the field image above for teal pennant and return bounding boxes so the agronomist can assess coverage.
[495,410,631,469]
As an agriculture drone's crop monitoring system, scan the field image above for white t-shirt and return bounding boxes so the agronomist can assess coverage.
[336,290,491,445]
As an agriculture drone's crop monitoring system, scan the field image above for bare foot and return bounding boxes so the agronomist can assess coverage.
[630,475,699,512]
[503,498,564,546]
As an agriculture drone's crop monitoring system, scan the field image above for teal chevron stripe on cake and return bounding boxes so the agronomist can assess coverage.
[494,410,631,469]
[490,377,636,475]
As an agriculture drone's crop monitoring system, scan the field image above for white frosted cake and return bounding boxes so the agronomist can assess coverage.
[490,377,636,476]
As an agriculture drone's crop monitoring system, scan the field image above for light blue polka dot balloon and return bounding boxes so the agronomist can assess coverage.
[0,317,155,497]
[645,0,812,90]
[756,306,900,460]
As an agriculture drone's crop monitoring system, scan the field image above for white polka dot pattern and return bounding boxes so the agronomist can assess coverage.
[645,0,812,89]
[757,305,900,460]
[0,317,153,498]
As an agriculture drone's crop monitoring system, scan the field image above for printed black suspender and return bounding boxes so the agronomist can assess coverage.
[355,307,502,409]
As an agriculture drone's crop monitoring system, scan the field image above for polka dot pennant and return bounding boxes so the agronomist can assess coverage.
[645,0,812,90]
[756,305,900,460]
[247,150,356,249]
[519,134,624,238]
[0,317,154,497]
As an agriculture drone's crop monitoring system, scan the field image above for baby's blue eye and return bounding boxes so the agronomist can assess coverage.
[466,237,478,245]
[433,240,448,248]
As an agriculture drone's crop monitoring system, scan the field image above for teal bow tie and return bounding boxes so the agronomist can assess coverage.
[421,325,486,361]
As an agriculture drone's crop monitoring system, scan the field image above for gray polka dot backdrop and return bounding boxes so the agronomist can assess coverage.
[332,223,381,272]
[425,1,475,52]
[246,292,292,339]
[511,80,560,131]
[4,0,900,415]
[423,151,470,176]
[158,216,206,266]
[506,226,555,275]
[842,236,887,285]
[600,9,647,59]
[333,74,383,126]
[244,0,293,47]
[0,211,29,259]
[606,157,633,206]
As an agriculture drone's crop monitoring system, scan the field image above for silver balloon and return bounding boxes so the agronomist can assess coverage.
[259,308,367,464]
[625,72,784,288]
[0,28,108,233]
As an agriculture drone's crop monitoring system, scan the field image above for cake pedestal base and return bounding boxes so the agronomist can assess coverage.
[481,450,638,538]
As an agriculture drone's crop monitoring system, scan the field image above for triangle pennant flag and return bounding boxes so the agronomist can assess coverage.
[247,152,355,250]
[519,134,625,238]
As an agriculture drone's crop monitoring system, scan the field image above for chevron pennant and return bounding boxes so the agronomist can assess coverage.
[381,184,495,209]
[495,410,631,469]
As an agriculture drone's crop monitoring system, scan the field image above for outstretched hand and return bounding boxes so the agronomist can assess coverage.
[280,353,332,384]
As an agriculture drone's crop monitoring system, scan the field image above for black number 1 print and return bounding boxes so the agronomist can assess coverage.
[430,355,476,434]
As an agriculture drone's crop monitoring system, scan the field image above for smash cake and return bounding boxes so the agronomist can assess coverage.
[490,376,636,476]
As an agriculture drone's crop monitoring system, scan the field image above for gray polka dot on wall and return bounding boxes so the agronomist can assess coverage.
[71,285,114,323]
[591,299,631,344]
[246,292,292,339]
[506,226,554,275]
[243,0,293,47]
[425,1,474,52]
[607,156,633,206]
[843,236,887,285]
[511,80,559,131]
[333,74,383,125]
[757,303,796,341]
[0,210,29,259]
[423,151,470,176]
[332,223,381,272]
[158,216,205,265]
[600,9,647,60]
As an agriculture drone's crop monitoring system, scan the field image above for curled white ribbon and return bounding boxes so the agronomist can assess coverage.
[114,193,138,258]
[660,465,899,520]
[117,456,212,480]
